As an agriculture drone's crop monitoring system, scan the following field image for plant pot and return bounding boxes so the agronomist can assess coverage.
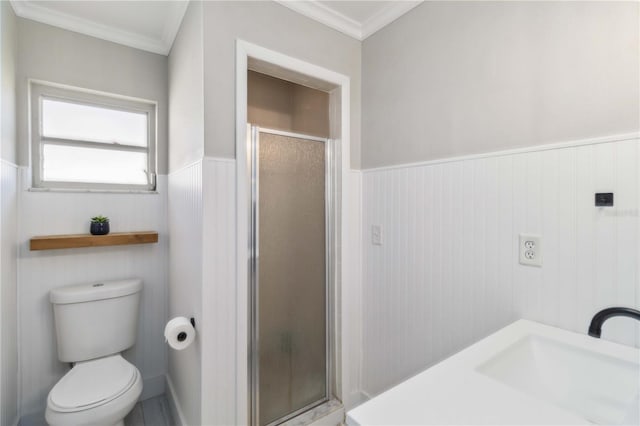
[90,222,110,235]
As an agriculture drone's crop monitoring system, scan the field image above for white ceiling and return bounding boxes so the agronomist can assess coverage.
[9,0,422,56]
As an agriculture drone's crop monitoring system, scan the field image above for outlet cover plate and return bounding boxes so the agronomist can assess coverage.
[519,234,542,267]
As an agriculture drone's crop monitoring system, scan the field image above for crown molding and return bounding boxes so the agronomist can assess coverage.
[9,0,188,56]
[275,0,362,39]
[275,0,422,40]
[361,1,422,39]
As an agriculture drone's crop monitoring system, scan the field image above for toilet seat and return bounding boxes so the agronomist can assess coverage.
[48,355,137,413]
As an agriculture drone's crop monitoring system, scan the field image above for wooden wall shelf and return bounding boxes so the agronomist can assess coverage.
[30,231,158,251]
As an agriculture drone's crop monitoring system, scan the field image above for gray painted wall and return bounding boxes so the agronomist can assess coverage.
[168,0,204,173]
[17,18,169,173]
[202,1,362,168]
[1,0,16,163]
[362,1,640,168]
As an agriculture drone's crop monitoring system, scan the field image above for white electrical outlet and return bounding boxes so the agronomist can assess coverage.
[372,225,382,245]
[519,234,541,266]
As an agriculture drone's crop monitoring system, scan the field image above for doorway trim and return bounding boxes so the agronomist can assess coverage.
[235,40,354,425]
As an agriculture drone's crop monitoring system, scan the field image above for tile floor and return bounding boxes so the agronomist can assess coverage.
[125,395,175,426]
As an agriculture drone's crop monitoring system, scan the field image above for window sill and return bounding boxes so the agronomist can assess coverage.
[28,187,158,194]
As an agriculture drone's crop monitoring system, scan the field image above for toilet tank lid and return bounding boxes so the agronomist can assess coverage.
[50,279,142,305]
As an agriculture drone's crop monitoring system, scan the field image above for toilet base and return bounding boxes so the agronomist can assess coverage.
[45,366,142,426]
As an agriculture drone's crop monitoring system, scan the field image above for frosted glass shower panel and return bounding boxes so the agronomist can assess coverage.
[257,132,327,425]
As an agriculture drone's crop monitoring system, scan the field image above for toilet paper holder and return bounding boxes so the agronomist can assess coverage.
[176,318,196,343]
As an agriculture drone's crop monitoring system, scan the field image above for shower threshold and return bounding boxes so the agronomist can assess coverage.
[277,399,343,426]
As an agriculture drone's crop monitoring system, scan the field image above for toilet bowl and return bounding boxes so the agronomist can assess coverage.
[47,279,144,426]
[45,355,143,426]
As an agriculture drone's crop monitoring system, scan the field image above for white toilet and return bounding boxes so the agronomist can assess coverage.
[46,279,144,426]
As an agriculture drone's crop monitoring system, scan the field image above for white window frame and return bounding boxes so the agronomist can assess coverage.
[30,81,157,191]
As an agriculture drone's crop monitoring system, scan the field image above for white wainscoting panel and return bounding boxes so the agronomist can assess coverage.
[511,141,640,345]
[167,160,203,426]
[340,170,364,409]
[18,172,169,418]
[361,138,640,398]
[1,160,19,426]
[201,157,236,425]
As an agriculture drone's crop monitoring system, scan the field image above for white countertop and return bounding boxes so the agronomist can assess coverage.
[346,320,640,425]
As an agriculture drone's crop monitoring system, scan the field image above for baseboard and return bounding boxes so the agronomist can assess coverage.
[140,373,166,401]
[166,374,187,426]
[17,410,46,426]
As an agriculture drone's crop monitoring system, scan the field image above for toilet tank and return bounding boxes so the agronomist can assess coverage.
[50,279,142,362]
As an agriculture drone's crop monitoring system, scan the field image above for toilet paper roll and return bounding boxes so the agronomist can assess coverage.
[164,317,196,350]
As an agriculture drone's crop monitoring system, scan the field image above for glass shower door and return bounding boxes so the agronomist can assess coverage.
[250,127,329,426]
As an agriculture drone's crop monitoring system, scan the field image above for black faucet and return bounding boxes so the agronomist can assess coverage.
[588,307,640,338]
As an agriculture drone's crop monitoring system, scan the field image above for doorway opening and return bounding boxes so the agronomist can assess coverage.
[236,40,353,426]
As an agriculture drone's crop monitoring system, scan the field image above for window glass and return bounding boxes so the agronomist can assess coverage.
[42,144,149,185]
[31,82,156,190]
[42,99,148,147]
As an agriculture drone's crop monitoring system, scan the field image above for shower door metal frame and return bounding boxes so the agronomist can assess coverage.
[249,126,334,426]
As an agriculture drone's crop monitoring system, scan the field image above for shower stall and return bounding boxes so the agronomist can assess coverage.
[248,126,333,425]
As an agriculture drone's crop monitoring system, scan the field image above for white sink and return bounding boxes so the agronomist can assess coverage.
[477,335,639,425]
[347,320,640,425]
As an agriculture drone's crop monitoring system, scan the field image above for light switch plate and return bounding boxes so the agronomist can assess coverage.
[519,234,541,267]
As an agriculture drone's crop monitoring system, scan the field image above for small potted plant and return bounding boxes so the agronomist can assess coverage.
[90,215,110,235]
